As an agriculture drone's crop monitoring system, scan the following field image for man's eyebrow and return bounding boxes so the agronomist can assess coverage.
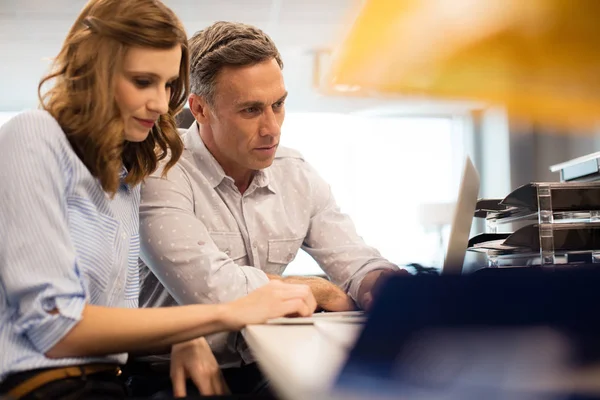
[125,71,179,81]
[236,100,265,109]
[236,92,288,109]
[276,92,288,104]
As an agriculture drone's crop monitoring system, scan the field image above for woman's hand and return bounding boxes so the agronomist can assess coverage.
[224,280,317,330]
[272,275,357,312]
[170,337,230,398]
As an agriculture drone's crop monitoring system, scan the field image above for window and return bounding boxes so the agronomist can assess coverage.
[280,112,471,275]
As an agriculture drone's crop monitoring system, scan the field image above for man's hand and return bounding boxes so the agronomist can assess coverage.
[357,269,410,310]
[170,337,230,398]
[268,274,357,312]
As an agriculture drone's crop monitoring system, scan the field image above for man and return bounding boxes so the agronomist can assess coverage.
[138,21,404,393]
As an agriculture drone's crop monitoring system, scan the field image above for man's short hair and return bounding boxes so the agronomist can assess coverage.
[189,21,283,104]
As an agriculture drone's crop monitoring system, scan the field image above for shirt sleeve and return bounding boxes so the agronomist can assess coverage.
[139,165,269,305]
[300,161,399,302]
[0,112,87,354]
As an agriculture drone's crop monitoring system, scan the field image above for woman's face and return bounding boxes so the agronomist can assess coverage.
[114,45,182,142]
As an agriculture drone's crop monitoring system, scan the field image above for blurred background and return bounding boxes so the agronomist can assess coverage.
[2,0,599,274]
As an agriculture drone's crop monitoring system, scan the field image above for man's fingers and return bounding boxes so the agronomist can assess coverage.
[211,372,230,395]
[170,367,187,399]
[323,294,357,312]
[221,376,232,395]
[362,292,373,311]
[189,367,216,396]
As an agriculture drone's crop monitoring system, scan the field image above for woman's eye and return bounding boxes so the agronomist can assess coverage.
[134,79,152,88]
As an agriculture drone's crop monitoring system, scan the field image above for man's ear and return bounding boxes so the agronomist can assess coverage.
[188,94,212,124]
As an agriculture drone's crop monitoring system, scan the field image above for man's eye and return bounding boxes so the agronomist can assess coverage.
[244,107,259,114]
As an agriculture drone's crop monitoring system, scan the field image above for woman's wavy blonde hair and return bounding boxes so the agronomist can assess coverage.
[39,0,188,194]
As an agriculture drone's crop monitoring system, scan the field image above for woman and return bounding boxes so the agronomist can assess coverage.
[0,1,316,399]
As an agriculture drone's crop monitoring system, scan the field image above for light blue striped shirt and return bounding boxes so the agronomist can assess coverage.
[0,110,140,382]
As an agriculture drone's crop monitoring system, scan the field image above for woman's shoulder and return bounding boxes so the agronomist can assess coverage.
[2,109,63,134]
[0,109,71,151]
[0,109,77,172]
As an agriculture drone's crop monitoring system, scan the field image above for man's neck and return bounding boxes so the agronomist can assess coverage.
[197,126,254,194]
[228,168,254,194]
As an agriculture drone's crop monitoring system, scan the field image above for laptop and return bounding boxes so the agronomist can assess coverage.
[442,156,481,275]
[332,267,600,400]
[267,156,481,326]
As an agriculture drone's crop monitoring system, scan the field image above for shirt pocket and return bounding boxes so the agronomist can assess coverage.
[268,237,304,265]
[209,232,248,263]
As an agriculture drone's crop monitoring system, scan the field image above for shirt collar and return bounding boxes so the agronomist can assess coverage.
[250,168,276,195]
[183,122,276,194]
[119,166,128,180]
[119,165,131,192]
[183,122,226,188]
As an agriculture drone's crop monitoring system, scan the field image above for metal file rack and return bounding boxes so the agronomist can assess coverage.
[470,182,600,268]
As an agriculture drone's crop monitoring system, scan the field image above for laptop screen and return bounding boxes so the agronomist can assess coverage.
[442,156,480,275]
[335,268,600,399]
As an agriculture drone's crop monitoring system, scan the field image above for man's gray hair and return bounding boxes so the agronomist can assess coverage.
[189,21,283,104]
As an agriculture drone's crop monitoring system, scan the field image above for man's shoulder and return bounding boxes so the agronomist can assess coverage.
[149,128,194,178]
[273,146,305,162]
[269,146,322,189]
[149,156,189,181]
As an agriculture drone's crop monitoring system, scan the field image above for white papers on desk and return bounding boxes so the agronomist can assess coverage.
[266,310,367,325]
[313,320,364,349]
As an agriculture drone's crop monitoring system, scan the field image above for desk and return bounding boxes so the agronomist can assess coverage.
[245,323,600,400]
[243,323,362,400]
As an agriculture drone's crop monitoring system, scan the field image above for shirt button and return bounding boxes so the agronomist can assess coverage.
[252,242,258,248]
[225,249,230,255]
[286,254,294,262]
[42,298,55,311]
[121,232,127,239]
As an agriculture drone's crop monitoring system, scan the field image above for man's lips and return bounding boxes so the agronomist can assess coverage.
[255,144,278,150]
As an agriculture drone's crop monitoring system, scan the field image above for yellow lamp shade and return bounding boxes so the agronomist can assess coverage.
[328,0,600,129]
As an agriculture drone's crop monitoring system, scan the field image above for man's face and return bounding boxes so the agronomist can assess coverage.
[205,58,287,174]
